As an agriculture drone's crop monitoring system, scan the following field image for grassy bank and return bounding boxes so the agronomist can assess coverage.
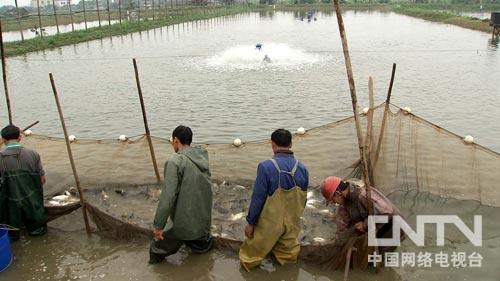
[391,4,496,34]
[3,3,499,57]
[3,6,261,57]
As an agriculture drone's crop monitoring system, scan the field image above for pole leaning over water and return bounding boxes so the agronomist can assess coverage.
[0,21,13,125]
[332,0,373,213]
[132,59,162,183]
[373,63,396,170]
[332,0,377,274]
[49,73,92,236]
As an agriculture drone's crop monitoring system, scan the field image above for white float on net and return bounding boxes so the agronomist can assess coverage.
[233,138,242,147]
[68,135,76,142]
[402,106,412,114]
[362,107,369,115]
[297,127,306,135]
[23,129,33,136]
[119,135,128,142]
[464,135,474,144]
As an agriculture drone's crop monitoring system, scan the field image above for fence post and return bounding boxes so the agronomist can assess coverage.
[36,0,43,37]
[51,0,60,33]
[96,0,102,28]
[68,0,75,32]
[14,0,24,41]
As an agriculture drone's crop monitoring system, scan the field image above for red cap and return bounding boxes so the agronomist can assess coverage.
[321,176,341,201]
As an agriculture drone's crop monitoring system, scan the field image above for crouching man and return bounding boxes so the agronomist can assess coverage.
[318,176,406,270]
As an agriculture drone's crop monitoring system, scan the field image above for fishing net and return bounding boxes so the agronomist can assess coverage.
[9,103,500,266]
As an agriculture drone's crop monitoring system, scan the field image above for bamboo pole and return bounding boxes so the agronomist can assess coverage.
[52,0,60,33]
[138,0,141,22]
[132,59,161,182]
[22,121,39,132]
[365,77,375,184]
[373,63,396,169]
[0,121,39,146]
[36,0,43,37]
[152,0,156,20]
[0,21,12,125]
[49,73,92,236]
[332,0,373,212]
[82,0,88,30]
[96,0,102,28]
[118,0,122,25]
[68,0,75,32]
[106,0,112,26]
[343,247,356,281]
[333,0,378,274]
[14,0,24,41]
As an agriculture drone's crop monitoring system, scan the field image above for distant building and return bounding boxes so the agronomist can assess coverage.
[31,0,71,7]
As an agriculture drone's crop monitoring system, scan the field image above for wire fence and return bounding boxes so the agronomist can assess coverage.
[0,0,240,41]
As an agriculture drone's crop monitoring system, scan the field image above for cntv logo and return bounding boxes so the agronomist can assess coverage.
[368,215,482,247]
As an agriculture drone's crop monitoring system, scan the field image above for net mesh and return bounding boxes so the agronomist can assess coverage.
[16,102,498,267]
[20,104,498,208]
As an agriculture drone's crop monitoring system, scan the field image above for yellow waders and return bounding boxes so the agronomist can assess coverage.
[239,159,307,271]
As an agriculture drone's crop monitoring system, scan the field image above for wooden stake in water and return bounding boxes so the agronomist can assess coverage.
[365,77,375,184]
[132,59,161,182]
[152,0,156,20]
[68,0,75,32]
[138,0,141,22]
[49,73,92,236]
[332,0,373,212]
[96,0,102,28]
[118,0,122,25]
[373,63,396,169]
[82,0,88,30]
[106,0,112,26]
[14,0,24,41]
[36,0,43,37]
[333,0,378,274]
[0,22,12,125]
[51,0,60,33]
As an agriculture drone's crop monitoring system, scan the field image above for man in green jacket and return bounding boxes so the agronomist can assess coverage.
[149,125,214,264]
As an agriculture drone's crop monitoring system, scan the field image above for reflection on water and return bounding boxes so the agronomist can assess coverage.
[2,190,499,280]
[0,11,498,152]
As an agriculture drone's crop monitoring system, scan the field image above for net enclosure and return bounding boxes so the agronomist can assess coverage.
[6,104,500,268]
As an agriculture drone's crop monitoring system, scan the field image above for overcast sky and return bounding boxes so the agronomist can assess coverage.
[1,0,33,7]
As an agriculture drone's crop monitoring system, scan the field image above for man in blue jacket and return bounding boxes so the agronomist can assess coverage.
[239,129,309,271]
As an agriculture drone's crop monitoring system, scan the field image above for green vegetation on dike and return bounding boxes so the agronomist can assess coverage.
[3,3,499,57]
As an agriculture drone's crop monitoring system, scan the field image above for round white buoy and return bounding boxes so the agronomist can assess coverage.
[233,138,242,147]
[119,135,128,142]
[402,106,412,114]
[169,136,173,143]
[464,135,474,144]
[362,107,369,115]
[68,135,76,142]
[24,129,33,136]
[297,127,306,135]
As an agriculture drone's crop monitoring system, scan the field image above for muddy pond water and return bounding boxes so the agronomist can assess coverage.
[0,9,499,281]
[0,9,499,150]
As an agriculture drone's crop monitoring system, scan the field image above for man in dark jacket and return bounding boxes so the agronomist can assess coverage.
[149,125,213,264]
[0,125,47,240]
